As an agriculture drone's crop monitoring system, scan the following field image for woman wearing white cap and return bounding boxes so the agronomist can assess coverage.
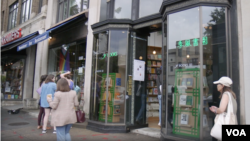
[209,76,237,117]
[209,76,238,140]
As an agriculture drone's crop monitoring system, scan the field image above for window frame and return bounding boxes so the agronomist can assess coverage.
[20,0,32,24]
[8,2,19,31]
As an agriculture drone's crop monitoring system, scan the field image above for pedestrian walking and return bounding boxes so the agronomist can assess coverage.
[40,74,57,134]
[47,78,79,141]
[210,76,237,140]
[36,74,48,129]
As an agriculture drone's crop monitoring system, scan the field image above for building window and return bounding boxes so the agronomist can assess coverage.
[2,11,4,31]
[38,0,43,13]
[139,0,162,18]
[8,2,19,30]
[58,0,89,22]
[20,0,32,24]
[114,0,132,19]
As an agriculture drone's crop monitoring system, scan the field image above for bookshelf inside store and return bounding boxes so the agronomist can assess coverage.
[146,46,162,119]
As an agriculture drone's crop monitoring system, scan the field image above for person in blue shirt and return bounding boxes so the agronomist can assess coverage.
[40,74,57,134]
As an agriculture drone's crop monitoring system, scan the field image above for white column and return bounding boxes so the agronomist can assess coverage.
[238,0,250,124]
[84,0,100,118]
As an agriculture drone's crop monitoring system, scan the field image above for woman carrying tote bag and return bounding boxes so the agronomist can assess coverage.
[209,76,238,140]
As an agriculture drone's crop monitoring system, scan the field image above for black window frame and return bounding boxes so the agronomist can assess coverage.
[8,2,19,31]
[20,0,32,24]
[57,0,89,23]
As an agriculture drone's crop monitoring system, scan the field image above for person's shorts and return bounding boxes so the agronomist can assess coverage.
[44,107,52,109]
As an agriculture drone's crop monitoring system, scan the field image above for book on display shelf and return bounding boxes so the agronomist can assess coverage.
[147,61,151,66]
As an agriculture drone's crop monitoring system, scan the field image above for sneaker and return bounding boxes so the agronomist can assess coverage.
[53,130,56,134]
[42,130,46,134]
[158,122,161,126]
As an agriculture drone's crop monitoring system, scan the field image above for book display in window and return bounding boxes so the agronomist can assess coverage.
[99,73,122,122]
[173,68,200,138]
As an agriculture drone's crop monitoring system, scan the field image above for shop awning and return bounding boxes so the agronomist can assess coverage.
[17,10,88,52]
[1,31,39,52]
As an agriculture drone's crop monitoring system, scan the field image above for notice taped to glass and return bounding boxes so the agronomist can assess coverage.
[133,59,145,81]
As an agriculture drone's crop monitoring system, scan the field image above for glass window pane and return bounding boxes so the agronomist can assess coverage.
[58,3,63,22]
[25,0,30,20]
[201,6,227,141]
[139,0,162,18]
[114,0,132,19]
[90,32,108,122]
[1,59,25,100]
[99,0,107,21]
[68,0,81,17]
[82,0,88,10]
[63,0,68,20]
[107,30,128,123]
[167,7,200,139]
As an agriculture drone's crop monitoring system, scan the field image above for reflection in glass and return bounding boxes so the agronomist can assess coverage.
[202,7,226,141]
[99,0,107,21]
[107,30,127,123]
[167,7,200,139]
[90,32,108,122]
[69,0,81,17]
[114,0,132,19]
[48,43,86,104]
[139,0,162,18]
[20,0,31,24]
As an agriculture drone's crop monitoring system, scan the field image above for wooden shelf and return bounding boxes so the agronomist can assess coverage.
[147,59,162,61]
[147,86,157,88]
[147,95,158,97]
[147,66,161,68]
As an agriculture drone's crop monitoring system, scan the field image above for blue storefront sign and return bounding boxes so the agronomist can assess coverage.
[17,31,49,51]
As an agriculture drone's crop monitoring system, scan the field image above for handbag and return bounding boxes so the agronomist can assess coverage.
[75,107,85,123]
[210,92,237,140]
[36,87,42,95]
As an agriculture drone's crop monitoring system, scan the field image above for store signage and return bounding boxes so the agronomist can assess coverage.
[1,28,22,45]
[177,36,208,49]
[102,52,118,59]
[17,31,49,51]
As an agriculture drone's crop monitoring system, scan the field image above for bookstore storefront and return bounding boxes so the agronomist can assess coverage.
[160,2,232,141]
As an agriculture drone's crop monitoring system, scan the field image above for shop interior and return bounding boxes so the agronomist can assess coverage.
[134,23,162,129]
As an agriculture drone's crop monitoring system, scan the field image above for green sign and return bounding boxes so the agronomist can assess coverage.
[177,36,208,49]
[102,52,118,59]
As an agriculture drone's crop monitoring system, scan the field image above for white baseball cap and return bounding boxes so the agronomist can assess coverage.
[213,76,233,87]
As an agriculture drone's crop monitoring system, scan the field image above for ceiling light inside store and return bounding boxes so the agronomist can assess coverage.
[49,36,52,39]
[139,56,143,60]
[153,50,156,54]
[187,55,190,58]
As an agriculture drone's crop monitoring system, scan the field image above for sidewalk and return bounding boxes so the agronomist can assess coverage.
[21,108,88,129]
[1,108,160,141]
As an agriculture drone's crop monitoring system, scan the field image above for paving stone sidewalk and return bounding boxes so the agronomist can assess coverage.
[1,108,160,141]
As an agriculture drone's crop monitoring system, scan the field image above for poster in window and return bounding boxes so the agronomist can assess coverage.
[133,59,145,81]
[180,113,189,125]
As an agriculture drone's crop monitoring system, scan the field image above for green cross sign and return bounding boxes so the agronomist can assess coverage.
[176,36,208,49]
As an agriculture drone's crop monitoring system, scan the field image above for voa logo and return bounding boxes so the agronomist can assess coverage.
[226,129,246,136]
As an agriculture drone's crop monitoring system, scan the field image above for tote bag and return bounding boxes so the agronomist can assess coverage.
[210,92,237,140]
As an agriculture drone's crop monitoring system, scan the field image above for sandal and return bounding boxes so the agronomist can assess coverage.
[37,126,42,129]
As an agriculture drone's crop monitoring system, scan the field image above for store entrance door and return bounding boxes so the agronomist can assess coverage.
[127,24,162,132]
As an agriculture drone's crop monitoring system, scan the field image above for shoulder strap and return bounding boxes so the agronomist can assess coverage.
[226,92,234,114]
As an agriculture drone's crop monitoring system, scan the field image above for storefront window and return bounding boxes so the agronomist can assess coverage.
[165,6,227,140]
[90,30,128,124]
[201,7,226,141]
[1,59,25,100]
[167,7,200,139]
[48,42,86,99]
[90,32,108,122]
[114,0,132,19]
[139,0,162,18]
